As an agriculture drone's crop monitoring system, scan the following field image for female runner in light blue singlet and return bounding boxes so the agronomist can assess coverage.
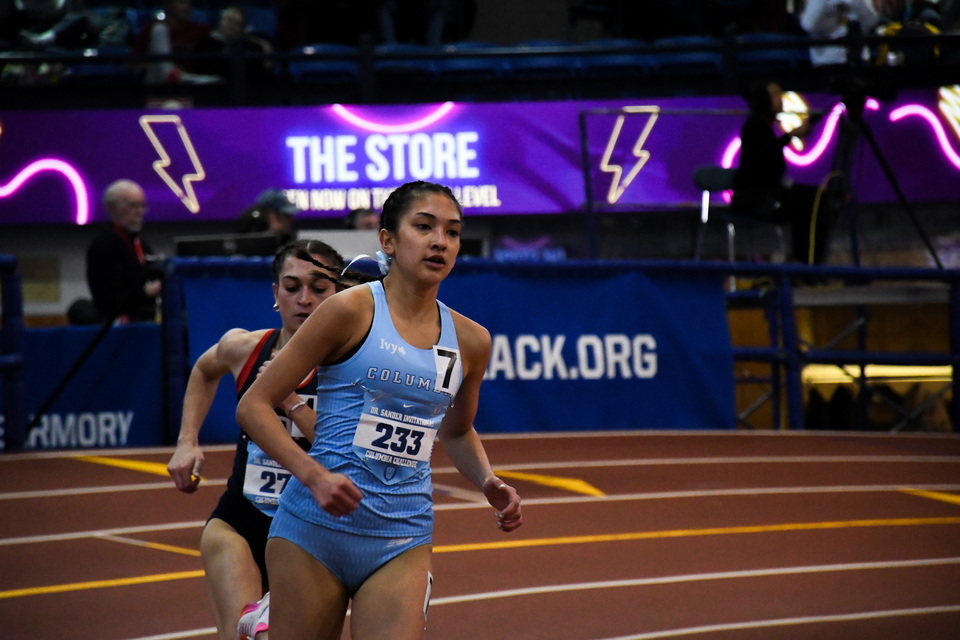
[167,239,343,640]
[237,181,524,640]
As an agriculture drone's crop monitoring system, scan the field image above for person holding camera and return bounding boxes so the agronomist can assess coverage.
[801,0,879,66]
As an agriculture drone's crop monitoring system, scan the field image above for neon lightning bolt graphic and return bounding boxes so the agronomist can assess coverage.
[599,106,659,204]
[139,115,206,213]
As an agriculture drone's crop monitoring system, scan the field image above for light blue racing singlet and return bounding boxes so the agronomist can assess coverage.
[278,281,462,537]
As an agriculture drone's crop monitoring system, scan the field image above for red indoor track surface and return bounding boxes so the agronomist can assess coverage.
[3,430,960,640]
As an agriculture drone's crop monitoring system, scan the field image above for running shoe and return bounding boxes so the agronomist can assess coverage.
[236,591,269,640]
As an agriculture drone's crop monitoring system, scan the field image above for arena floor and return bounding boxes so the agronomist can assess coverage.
[2,430,960,639]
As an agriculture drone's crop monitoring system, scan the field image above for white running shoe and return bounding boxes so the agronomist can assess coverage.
[236,592,269,640]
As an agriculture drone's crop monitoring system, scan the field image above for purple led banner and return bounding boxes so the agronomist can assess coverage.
[1,87,958,225]
[582,87,960,211]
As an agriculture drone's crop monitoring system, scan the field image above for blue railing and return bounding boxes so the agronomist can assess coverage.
[717,261,960,431]
[0,255,25,451]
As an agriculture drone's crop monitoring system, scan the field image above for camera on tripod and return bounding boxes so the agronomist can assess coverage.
[826,72,897,122]
[820,72,942,268]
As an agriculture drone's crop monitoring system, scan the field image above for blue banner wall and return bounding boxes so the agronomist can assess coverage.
[176,258,277,445]
[438,264,736,431]
[0,324,163,450]
[173,259,735,442]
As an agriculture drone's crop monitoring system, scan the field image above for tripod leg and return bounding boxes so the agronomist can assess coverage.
[846,191,861,267]
[832,118,860,266]
[860,122,943,269]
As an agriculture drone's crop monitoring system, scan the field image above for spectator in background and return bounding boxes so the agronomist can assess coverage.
[4,0,97,51]
[801,0,879,66]
[86,179,162,323]
[875,0,941,25]
[375,0,475,45]
[344,207,380,230]
[236,189,301,244]
[940,0,960,29]
[377,0,446,45]
[275,0,366,50]
[134,0,216,84]
[0,0,96,84]
[873,0,942,66]
[195,5,274,84]
[732,80,829,266]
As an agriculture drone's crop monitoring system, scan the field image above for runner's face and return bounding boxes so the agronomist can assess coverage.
[273,254,337,333]
[388,193,461,283]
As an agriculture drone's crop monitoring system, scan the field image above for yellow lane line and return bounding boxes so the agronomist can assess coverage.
[7,517,960,599]
[0,570,204,600]
[434,516,960,553]
[900,488,960,507]
[98,534,201,557]
[74,455,171,478]
[494,469,605,497]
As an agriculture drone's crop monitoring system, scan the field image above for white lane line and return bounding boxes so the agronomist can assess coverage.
[433,483,960,510]
[595,605,960,639]
[433,455,960,474]
[474,430,960,440]
[0,479,227,500]
[118,606,960,640]
[432,482,488,503]
[7,456,957,500]
[122,628,217,640]
[1,429,953,462]
[0,521,208,546]
[5,483,960,545]
[119,559,960,640]
[430,557,960,606]
[3,453,955,501]
[0,445,234,460]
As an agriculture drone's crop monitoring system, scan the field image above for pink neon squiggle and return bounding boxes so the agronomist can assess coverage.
[889,104,960,171]
[330,102,456,133]
[715,99,886,202]
[783,103,846,166]
[718,138,741,202]
[721,100,882,171]
[720,138,740,169]
[0,158,89,225]
[784,100,878,166]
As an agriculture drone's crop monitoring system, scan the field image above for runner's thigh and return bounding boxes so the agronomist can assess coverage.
[349,544,433,640]
[265,537,349,640]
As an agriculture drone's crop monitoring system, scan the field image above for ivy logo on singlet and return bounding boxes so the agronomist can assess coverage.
[384,466,396,481]
[379,338,407,356]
